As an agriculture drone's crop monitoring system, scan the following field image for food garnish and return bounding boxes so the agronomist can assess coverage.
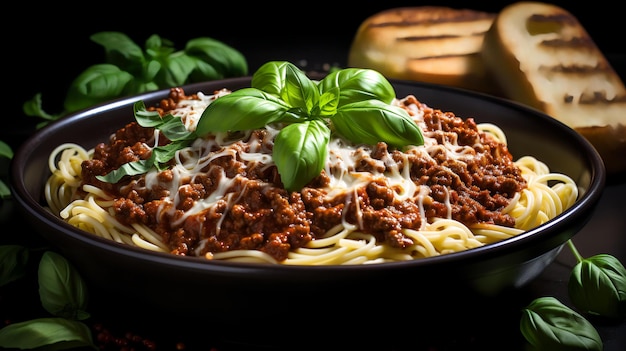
[22,32,248,128]
[97,61,425,191]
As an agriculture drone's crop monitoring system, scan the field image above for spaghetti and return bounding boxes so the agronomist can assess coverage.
[44,88,578,265]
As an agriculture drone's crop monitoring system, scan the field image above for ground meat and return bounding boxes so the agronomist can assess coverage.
[79,88,527,262]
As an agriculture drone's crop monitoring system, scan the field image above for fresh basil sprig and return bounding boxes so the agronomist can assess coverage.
[96,101,197,183]
[0,141,13,199]
[196,61,424,191]
[520,296,603,351]
[567,240,626,320]
[0,249,96,350]
[520,239,626,348]
[23,31,248,127]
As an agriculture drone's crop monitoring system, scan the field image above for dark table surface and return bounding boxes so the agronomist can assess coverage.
[2,2,625,350]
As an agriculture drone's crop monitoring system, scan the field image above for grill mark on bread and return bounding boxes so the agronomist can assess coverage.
[348,6,499,94]
[397,32,486,42]
[409,52,481,61]
[538,62,616,78]
[540,37,595,49]
[564,91,626,105]
[540,62,612,74]
[528,13,578,25]
[368,9,495,28]
[537,62,626,105]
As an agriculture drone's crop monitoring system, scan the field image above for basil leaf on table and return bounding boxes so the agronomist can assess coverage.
[184,37,248,79]
[38,251,90,321]
[64,64,135,112]
[90,31,145,68]
[520,296,602,351]
[24,31,248,125]
[0,317,95,350]
[568,251,626,320]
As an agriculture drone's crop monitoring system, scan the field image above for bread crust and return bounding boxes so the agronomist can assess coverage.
[348,6,499,94]
[481,1,626,175]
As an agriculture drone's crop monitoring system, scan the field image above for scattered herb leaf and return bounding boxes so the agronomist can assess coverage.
[38,251,90,320]
[567,240,626,320]
[0,140,12,199]
[0,245,29,287]
[22,31,248,127]
[0,317,95,350]
[520,296,603,351]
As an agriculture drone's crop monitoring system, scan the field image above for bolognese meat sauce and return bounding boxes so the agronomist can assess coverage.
[79,88,527,262]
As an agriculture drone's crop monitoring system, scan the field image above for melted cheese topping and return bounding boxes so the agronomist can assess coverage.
[45,88,579,264]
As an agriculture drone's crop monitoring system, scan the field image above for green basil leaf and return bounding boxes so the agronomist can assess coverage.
[184,37,248,78]
[274,119,330,192]
[144,34,175,59]
[251,61,294,96]
[0,180,9,198]
[144,60,163,83]
[23,93,62,122]
[332,100,424,148]
[520,296,602,351]
[0,140,13,159]
[133,101,196,145]
[0,245,29,287]
[133,101,195,142]
[569,253,626,320]
[98,102,196,183]
[64,64,134,112]
[124,78,160,97]
[318,68,396,106]
[133,101,165,127]
[188,57,221,81]
[153,140,190,165]
[96,157,154,183]
[38,251,90,320]
[90,31,145,68]
[281,63,319,113]
[315,87,340,117]
[196,88,296,135]
[0,317,95,350]
[155,52,196,87]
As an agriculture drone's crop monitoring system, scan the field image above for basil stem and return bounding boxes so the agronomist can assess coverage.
[567,240,626,320]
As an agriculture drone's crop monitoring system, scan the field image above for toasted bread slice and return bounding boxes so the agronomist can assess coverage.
[482,1,626,175]
[348,6,499,94]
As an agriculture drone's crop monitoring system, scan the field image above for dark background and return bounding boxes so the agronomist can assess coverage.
[3,2,625,350]
[5,1,621,148]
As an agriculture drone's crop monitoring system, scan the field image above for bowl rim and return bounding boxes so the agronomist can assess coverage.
[9,77,607,275]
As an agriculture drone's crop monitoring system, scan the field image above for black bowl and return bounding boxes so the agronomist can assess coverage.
[10,77,605,343]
